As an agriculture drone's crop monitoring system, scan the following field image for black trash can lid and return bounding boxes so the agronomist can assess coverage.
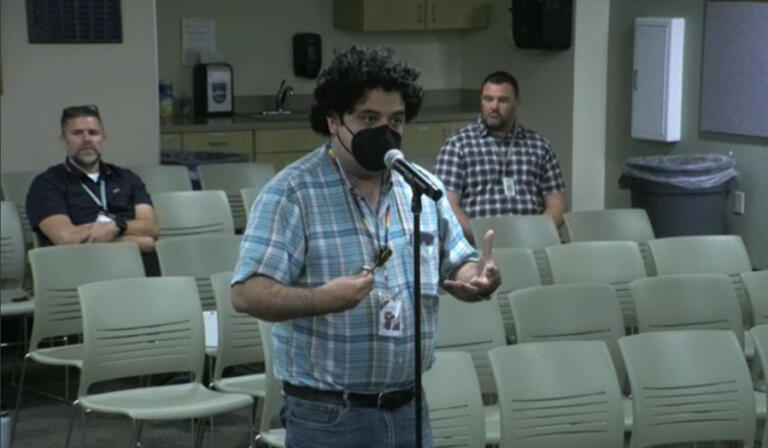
[620,153,738,190]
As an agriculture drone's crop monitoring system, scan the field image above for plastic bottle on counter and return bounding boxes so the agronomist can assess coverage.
[159,80,174,117]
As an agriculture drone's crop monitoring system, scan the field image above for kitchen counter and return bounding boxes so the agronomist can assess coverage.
[160,105,479,133]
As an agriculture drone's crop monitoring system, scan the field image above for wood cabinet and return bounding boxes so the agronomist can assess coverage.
[253,128,324,170]
[160,133,182,151]
[181,131,254,159]
[334,0,488,31]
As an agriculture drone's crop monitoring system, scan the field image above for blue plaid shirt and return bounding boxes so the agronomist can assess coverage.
[232,145,476,392]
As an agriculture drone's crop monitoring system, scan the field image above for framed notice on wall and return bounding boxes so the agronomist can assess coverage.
[26,0,122,43]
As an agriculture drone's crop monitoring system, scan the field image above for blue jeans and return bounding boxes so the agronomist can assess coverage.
[281,392,432,448]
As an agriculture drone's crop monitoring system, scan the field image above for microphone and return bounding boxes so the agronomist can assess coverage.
[384,150,443,201]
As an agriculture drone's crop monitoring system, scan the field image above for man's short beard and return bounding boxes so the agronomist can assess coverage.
[71,153,100,172]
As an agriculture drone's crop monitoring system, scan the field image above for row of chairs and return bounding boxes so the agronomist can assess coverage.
[0,163,275,238]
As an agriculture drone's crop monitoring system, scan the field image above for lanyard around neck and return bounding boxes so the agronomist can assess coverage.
[80,179,107,211]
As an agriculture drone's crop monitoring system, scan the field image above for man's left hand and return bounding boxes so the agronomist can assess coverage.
[443,230,502,302]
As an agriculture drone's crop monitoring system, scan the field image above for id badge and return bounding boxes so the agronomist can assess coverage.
[377,291,404,337]
[96,211,114,223]
[503,176,517,197]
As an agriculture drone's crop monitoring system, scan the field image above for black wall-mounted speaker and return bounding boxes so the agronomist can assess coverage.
[512,0,572,50]
[293,33,322,79]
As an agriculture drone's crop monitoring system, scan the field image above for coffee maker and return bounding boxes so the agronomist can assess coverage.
[193,63,234,116]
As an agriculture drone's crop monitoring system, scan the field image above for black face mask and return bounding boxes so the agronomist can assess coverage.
[342,123,402,172]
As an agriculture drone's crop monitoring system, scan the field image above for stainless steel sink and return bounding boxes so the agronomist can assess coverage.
[239,110,308,121]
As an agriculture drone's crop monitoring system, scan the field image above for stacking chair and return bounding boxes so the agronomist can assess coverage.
[435,294,507,445]
[152,190,234,238]
[1,202,29,303]
[197,162,275,231]
[509,284,627,389]
[470,215,560,284]
[547,241,646,329]
[210,271,265,426]
[129,164,192,193]
[744,270,768,325]
[254,320,285,447]
[155,235,242,311]
[489,340,624,448]
[241,186,262,220]
[13,243,145,438]
[422,351,485,447]
[563,208,656,275]
[749,324,768,445]
[65,277,253,448]
[619,330,756,447]
[631,274,744,349]
[648,235,753,325]
[492,248,541,342]
[0,170,38,245]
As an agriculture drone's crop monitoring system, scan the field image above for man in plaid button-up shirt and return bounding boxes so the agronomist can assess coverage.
[434,71,567,244]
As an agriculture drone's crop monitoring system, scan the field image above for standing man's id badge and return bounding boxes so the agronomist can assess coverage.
[503,176,517,197]
[376,290,404,337]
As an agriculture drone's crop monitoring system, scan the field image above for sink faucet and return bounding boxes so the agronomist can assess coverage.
[275,79,294,112]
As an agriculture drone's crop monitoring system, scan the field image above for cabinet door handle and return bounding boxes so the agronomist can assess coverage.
[417,2,423,23]
[432,2,437,23]
[633,69,638,90]
[208,141,228,147]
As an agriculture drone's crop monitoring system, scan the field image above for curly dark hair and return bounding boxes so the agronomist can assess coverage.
[309,45,424,136]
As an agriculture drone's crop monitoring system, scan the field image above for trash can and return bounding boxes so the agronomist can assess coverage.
[161,151,249,190]
[619,154,738,237]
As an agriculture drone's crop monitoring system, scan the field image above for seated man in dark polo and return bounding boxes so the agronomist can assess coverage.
[26,105,158,253]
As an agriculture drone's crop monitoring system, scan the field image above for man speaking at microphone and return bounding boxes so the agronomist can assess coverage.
[231,46,500,448]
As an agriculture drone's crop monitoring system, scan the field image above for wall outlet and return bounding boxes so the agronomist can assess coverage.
[734,190,745,215]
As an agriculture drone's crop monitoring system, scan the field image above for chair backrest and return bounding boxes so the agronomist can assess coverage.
[155,235,242,310]
[1,201,26,290]
[749,324,768,446]
[257,320,284,434]
[563,208,656,275]
[241,186,263,221]
[211,271,264,381]
[1,170,38,245]
[423,351,485,448]
[471,215,560,285]
[152,190,234,239]
[493,248,542,342]
[435,294,507,395]
[28,243,145,350]
[129,165,192,193]
[547,241,646,328]
[649,235,753,325]
[744,270,768,325]
[77,276,204,395]
[489,341,624,448]
[197,163,275,231]
[509,283,626,387]
[631,274,744,347]
[564,208,655,242]
[619,330,756,447]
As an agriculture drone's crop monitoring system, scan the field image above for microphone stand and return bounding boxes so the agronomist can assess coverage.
[411,189,424,448]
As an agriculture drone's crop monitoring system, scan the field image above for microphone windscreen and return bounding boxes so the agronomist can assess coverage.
[384,149,405,169]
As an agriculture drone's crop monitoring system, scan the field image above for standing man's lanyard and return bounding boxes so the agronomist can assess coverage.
[81,179,108,212]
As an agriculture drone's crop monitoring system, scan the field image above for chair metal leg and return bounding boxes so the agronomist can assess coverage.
[136,420,144,445]
[10,353,30,440]
[194,418,206,448]
[64,399,80,448]
[131,420,138,448]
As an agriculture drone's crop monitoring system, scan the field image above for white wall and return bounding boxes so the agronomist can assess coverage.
[156,0,466,97]
[1,0,160,172]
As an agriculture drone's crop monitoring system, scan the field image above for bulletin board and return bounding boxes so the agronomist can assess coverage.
[700,1,768,138]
